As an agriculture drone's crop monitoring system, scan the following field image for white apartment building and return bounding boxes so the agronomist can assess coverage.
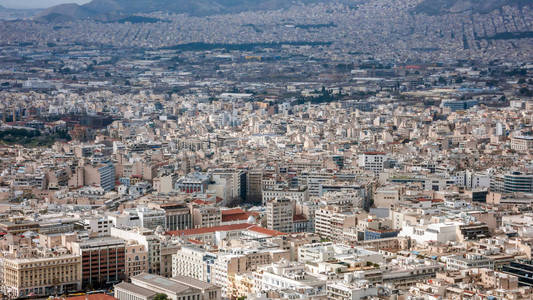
[315,205,357,241]
[255,261,326,298]
[262,186,309,206]
[79,216,112,237]
[358,152,386,174]
[172,246,214,281]
[511,135,533,152]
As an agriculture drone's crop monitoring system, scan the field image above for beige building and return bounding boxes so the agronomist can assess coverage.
[511,135,533,152]
[479,268,518,290]
[191,206,222,228]
[3,253,82,298]
[125,241,149,279]
[315,205,357,240]
[228,272,255,299]
[373,186,400,208]
[266,198,293,233]
[211,249,290,297]
[160,242,180,278]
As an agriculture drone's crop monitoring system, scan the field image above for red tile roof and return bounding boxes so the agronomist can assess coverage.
[222,214,249,222]
[221,208,246,215]
[293,214,308,222]
[188,239,204,245]
[247,225,287,236]
[221,208,259,222]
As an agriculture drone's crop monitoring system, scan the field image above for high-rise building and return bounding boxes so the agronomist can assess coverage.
[490,172,533,194]
[69,237,126,289]
[266,198,293,233]
[84,161,115,191]
[246,169,263,203]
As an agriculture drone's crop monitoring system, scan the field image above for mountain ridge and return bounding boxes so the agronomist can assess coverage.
[36,0,533,22]
[37,0,325,21]
[413,0,532,15]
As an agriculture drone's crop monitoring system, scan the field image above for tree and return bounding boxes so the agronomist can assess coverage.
[154,294,168,300]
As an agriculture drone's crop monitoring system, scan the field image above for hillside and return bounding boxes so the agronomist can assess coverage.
[413,0,532,15]
[37,0,324,21]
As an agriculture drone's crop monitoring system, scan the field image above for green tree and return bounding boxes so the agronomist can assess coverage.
[154,294,168,300]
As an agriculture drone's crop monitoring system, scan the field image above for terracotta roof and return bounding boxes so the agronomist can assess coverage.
[222,213,249,222]
[247,225,287,236]
[188,239,204,245]
[221,208,246,215]
[293,214,308,222]
[221,208,256,222]
[364,151,386,155]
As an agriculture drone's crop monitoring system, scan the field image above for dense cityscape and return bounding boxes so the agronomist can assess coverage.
[0,0,532,299]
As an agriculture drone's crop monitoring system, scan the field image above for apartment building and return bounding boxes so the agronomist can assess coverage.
[84,161,115,191]
[124,241,149,279]
[511,135,533,152]
[110,227,161,275]
[172,246,214,281]
[191,206,222,228]
[262,186,309,206]
[266,198,293,233]
[358,152,386,174]
[315,205,357,241]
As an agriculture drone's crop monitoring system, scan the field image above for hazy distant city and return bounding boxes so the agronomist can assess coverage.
[0,0,532,300]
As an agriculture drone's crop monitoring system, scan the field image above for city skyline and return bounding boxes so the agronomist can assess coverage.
[0,1,531,299]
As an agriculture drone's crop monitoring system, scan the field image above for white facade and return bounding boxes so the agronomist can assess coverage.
[399,222,461,245]
[172,246,212,281]
[358,152,386,174]
[81,216,111,237]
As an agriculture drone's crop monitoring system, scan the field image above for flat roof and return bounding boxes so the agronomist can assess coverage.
[172,275,218,290]
[115,282,156,298]
[132,273,193,294]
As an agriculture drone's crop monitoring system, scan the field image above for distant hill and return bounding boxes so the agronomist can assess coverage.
[37,3,97,20]
[35,0,533,22]
[36,0,326,21]
[0,5,42,20]
[413,0,532,15]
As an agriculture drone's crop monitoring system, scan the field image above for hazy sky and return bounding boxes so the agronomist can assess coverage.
[0,0,91,9]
